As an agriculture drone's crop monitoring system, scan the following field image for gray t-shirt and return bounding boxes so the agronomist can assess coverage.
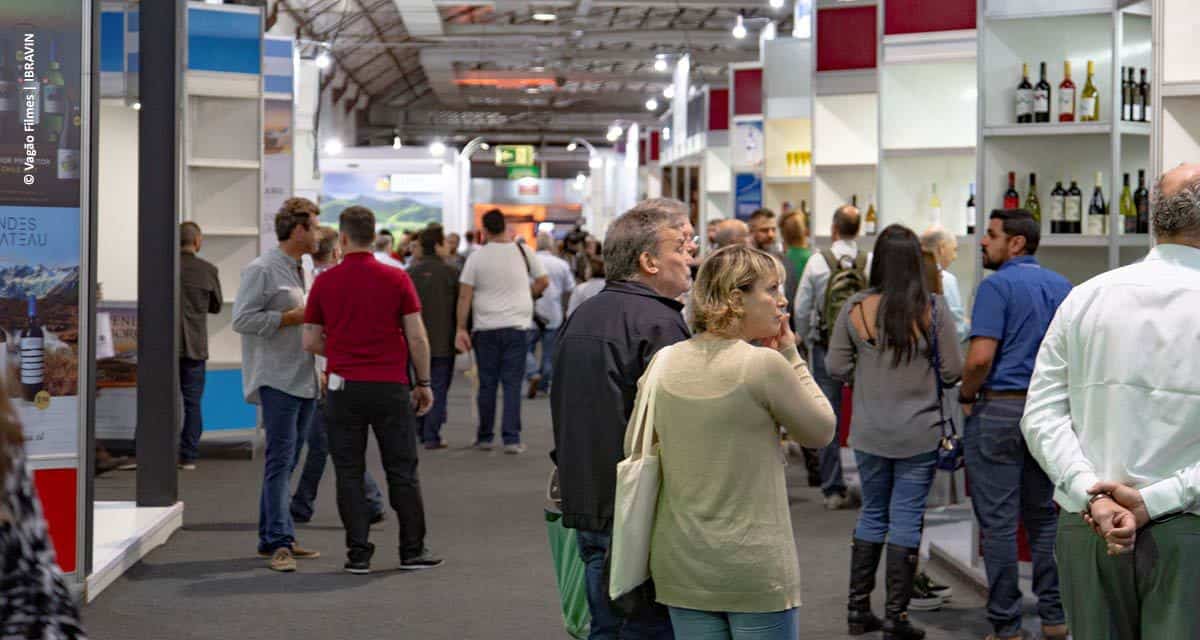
[825,292,963,459]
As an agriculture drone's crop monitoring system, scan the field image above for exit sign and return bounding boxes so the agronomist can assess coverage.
[507,165,540,180]
[495,145,536,167]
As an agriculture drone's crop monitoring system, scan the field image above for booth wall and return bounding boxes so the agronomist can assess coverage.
[98,102,140,303]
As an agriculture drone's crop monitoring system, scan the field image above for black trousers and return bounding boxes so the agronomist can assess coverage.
[327,381,427,561]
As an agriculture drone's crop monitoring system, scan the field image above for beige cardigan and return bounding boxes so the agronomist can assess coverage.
[642,338,836,613]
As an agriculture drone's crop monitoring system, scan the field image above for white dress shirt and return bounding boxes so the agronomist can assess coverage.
[1022,244,1200,518]
[793,239,872,348]
[939,269,970,343]
[373,251,406,270]
[534,250,576,329]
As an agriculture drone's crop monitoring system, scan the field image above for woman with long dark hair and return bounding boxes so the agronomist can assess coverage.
[826,224,962,640]
[0,389,88,638]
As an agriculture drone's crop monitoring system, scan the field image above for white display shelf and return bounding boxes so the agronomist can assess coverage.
[983,122,1112,137]
[186,71,261,99]
[764,176,813,185]
[1117,121,1151,136]
[882,147,976,157]
[1040,235,1111,247]
[983,0,1112,21]
[881,60,977,150]
[1162,82,1200,98]
[815,93,879,165]
[202,225,260,237]
[814,162,878,169]
[188,158,261,170]
[882,30,977,65]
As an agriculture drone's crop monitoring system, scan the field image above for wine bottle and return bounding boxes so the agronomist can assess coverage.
[20,295,44,402]
[1066,179,1084,234]
[57,101,80,181]
[0,42,14,142]
[1123,67,1134,121]
[929,183,942,226]
[851,194,858,208]
[1135,169,1150,234]
[1087,171,1107,236]
[1079,61,1099,122]
[1025,173,1042,223]
[1050,181,1066,234]
[1059,61,1076,122]
[864,196,877,235]
[1035,62,1052,123]
[966,182,977,235]
[1016,63,1034,124]
[1120,173,1136,234]
[1004,172,1020,209]
[1139,68,1151,123]
[40,37,65,146]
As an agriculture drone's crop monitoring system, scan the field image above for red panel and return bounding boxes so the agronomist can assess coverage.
[33,468,78,573]
[708,88,730,131]
[733,68,764,116]
[817,6,878,71]
[649,131,660,162]
[884,0,975,35]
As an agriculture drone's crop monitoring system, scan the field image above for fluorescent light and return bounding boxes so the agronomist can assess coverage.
[532,12,557,21]
[589,156,604,169]
[323,139,343,155]
[663,85,675,99]
[763,21,777,41]
[645,98,659,111]
[567,142,578,152]
[662,126,671,141]
[429,140,447,157]
[606,125,623,142]
[315,50,332,70]
[525,86,542,94]
[654,57,668,72]
[769,0,784,8]
[392,135,403,150]
[480,142,490,151]
[732,14,747,39]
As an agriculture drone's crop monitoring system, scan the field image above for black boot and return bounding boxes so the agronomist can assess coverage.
[847,539,884,635]
[882,544,925,640]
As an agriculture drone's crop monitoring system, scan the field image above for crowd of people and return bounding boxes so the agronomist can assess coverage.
[5,164,1200,639]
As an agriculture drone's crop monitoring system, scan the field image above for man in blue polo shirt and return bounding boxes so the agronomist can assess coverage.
[958,209,1072,640]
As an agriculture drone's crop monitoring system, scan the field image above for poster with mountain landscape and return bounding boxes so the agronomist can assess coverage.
[0,204,80,457]
[320,172,442,233]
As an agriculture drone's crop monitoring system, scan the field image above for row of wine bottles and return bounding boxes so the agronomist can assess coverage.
[1002,170,1150,235]
[1016,61,1100,123]
[1121,67,1153,122]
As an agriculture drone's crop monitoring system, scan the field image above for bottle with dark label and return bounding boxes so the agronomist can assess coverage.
[1016,63,1034,124]
[1139,68,1151,123]
[1035,62,1052,122]
[0,42,14,142]
[1066,179,1084,234]
[1079,61,1099,122]
[1135,169,1150,234]
[1124,67,1135,121]
[1050,180,1066,234]
[1087,171,1107,236]
[41,38,65,146]
[20,295,44,402]
[1059,61,1076,122]
[1004,171,1020,209]
[57,100,80,181]
[1025,173,1042,222]
[1120,173,1136,234]
[966,182,976,235]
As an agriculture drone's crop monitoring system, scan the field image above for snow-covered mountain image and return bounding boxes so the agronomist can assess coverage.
[0,265,80,301]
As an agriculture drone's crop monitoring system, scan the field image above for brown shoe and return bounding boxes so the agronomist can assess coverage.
[526,375,542,399]
[291,543,320,559]
[1042,625,1069,640]
[269,548,296,572]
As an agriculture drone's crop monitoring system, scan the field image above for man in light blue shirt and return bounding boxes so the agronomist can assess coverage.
[920,227,969,342]
[1022,164,1200,638]
[526,233,575,398]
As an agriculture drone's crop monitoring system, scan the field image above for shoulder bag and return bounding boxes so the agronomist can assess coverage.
[517,243,549,330]
[928,296,963,472]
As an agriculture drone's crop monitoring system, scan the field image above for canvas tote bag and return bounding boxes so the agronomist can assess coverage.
[609,344,674,601]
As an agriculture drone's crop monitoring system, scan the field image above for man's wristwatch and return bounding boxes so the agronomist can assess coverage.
[958,391,978,405]
[415,380,432,388]
[1087,492,1113,516]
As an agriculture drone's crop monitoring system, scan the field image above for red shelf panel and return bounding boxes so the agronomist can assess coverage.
[884,0,976,35]
[733,68,764,117]
[817,6,878,71]
[709,88,730,131]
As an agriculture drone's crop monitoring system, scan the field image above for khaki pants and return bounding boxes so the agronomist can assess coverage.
[1057,511,1200,639]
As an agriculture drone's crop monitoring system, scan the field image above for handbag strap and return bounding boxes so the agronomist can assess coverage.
[926,296,955,438]
[625,345,673,457]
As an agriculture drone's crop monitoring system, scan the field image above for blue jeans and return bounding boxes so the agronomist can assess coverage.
[290,399,384,523]
[419,356,456,444]
[854,449,937,549]
[526,326,559,391]
[178,357,206,463]
[810,344,847,497]
[963,398,1064,636]
[257,386,316,553]
[575,529,674,640]
[667,607,798,640]
[473,328,526,445]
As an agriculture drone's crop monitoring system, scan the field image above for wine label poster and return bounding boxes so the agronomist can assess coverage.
[0,0,84,207]
[0,205,81,457]
[262,98,294,253]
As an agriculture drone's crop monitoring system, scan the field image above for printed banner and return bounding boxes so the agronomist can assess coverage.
[262,98,293,253]
[733,120,765,171]
[735,173,763,220]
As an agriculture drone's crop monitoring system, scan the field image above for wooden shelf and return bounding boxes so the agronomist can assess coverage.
[983,122,1112,137]
[188,158,261,170]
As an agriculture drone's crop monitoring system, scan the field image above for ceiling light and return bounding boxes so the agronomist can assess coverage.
[654,57,668,73]
[732,13,747,39]
[480,142,490,151]
[663,85,675,99]
[532,65,547,72]
[532,12,557,21]
[392,135,403,150]
[525,86,542,94]
[763,21,777,41]
[315,49,332,70]
[645,98,659,111]
[323,139,343,155]
[606,124,623,142]
[429,140,447,157]
[662,126,671,141]
[567,142,578,152]
[769,0,785,8]
[131,101,141,111]
[589,156,604,169]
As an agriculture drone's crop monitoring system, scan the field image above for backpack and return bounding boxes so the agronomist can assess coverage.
[818,249,868,344]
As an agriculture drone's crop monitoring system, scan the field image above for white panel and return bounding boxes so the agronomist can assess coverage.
[203,236,259,305]
[880,155,977,235]
[97,102,139,302]
[206,305,242,367]
[189,96,260,162]
[882,60,978,150]
[1163,0,1200,84]
[1161,97,1200,171]
[815,93,878,165]
[816,70,877,95]
[765,119,812,178]
[764,38,813,109]
[982,15,1114,127]
[764,183,813,217]
[882,30,977,64]
[703,147,732,193]
[985,0,1113,19]
[186,71,260,98]
[188,167,261,228]
[813,167,876,236]
[1119,13,1152,79]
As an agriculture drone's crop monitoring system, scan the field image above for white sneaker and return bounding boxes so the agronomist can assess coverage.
[504,443,527,455]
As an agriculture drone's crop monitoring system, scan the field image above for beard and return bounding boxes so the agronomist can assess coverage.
[982,250,1004,270]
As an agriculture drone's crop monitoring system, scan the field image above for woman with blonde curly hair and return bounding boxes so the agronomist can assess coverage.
[637,244,836,639]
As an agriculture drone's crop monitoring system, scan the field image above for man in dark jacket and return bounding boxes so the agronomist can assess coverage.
[408,224,459,449]
[551,198,695,639]
[178,221,222,469]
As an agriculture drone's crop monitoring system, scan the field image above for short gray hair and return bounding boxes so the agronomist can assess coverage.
[604,198,689,281]
[1151,173,1200,240]
[920,226,953,253]
[537,231,555,252]
[713,219,749,248]
[374,234,394,252]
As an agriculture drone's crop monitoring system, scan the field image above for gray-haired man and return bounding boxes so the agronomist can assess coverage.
[551,198,696,639]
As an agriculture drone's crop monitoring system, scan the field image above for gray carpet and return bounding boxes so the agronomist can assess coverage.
[83,368,1010,639]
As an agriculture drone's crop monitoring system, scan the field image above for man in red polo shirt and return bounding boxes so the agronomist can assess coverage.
[302,205,442,575]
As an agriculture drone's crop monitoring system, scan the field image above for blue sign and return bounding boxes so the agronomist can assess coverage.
[735,173,763,220]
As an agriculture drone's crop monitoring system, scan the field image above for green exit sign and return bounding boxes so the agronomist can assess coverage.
[495,145,536,167]
[507,165,540,180]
